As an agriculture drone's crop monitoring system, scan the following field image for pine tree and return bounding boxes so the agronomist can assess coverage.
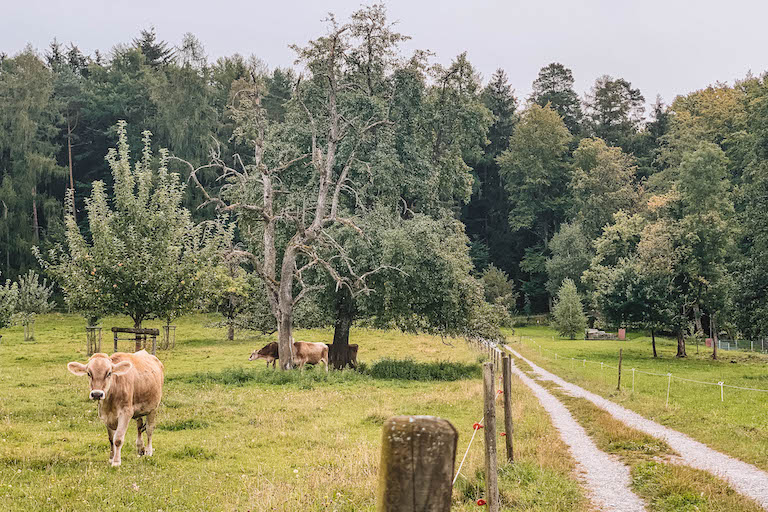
[531,63,583,135]
[552,278,587,339]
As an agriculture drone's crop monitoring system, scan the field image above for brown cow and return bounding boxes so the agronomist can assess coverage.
[249,341,328,371]
[248,341,278,368]
[67,350,164,467]
[294,341,329,372]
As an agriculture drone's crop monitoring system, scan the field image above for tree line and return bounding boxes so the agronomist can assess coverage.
[2,5,767,360]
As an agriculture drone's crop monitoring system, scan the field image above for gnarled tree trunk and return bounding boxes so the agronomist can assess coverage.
[676,330,686,358]
[329,288,355,370]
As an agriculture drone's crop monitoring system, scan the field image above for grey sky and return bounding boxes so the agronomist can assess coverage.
[4,0,767,110]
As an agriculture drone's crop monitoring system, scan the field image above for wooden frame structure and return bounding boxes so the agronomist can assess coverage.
[112,327,159,355]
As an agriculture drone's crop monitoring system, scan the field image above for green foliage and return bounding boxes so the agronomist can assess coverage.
[481,264,517,314]
[498,104,571,237]
[546,222,592,297]
[552,279,586,339]
[570,138,639,238]
[530,62,583,135]
[585,75,645,149]
[365,358,481,381]
[12,270,53,340]
[0,48,64,278]
[0,273,18,329]
[36,122,231,327]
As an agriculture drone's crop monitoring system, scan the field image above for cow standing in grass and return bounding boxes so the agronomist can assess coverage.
[67,350,164,466]
[249,341,329,371]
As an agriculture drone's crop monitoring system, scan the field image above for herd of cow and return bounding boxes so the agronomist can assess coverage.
[66,339,357,466]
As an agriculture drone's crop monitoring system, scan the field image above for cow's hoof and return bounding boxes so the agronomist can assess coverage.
[144,448,154,457]
[137,447,145,456]
[111,460,121,467]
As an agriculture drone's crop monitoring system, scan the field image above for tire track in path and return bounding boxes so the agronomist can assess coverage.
[507,346,768,510]
[509,357,647,511]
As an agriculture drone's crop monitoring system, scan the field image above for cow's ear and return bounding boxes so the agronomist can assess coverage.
[67,362,88,376]
[112,361,133,376]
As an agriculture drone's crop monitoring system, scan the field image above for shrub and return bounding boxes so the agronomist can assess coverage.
[365,358,481,381]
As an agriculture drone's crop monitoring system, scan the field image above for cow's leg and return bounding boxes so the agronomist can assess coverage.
[136,416,146,456]
[106,426,116,463]
[111,412,131,467]
[144,409,158,457]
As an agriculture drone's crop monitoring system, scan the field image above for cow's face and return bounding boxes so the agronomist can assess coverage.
[67,356,133,400]
[248,350,275,363]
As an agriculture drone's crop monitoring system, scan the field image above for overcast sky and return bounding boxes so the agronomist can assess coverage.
[4,0,767,109]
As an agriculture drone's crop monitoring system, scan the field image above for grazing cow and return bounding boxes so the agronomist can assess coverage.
[328,343,359,369]
[249,340,328,371]
[249,341,279,368]
[294,341,329,372]
[67,350,164,467]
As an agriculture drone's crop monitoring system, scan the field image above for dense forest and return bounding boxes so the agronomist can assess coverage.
[1,8,767,349]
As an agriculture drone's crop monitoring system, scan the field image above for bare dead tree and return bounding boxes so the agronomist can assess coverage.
[173,24,389,369]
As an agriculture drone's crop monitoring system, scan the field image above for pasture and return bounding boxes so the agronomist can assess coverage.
[0,314,588,511]
[511,326,768,471]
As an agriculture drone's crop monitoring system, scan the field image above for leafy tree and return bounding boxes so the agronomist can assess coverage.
[498,104,571,309]
[530,62,583,134]
[552,278,587,339]
[675,142,734,350]
[594,257,676,357]
[570,137,639,238]
[37,122,230,332]
[425,52,493,207]
[585,75,645,149]
[13,270,54,341]
[546,222,592,297]
[481,264,517,316]
[498,104,571,243]
[0,273,17,332]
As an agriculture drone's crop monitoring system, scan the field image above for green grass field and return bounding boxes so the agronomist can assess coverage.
[0,314,589,511]
[509,325,768,471]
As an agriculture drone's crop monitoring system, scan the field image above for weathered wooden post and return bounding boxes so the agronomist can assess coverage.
[483,362,500,512]
[377,415,458,512]
[617,348,623,391]
[502,355,514,463]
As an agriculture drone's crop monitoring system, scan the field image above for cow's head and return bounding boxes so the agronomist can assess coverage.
[67,354,133,400]
[249,342,277,362]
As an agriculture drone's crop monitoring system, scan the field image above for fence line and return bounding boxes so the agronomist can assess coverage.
[453,339,505,487]
[515,336,768,398]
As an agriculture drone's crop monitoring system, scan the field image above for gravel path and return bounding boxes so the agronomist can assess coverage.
[509,357,647,511]
[507,347,768,510]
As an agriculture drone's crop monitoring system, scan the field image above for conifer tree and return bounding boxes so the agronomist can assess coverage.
[552,278,587,339]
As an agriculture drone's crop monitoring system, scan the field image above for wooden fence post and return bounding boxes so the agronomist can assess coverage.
[483,362,500,512]
[377,415,458,512]
[502,355,514,463]
[617,348,623,391]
